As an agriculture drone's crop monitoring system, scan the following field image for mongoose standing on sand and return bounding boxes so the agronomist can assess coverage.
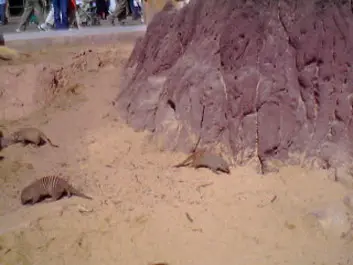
[21,175,93,205]
[9,127,59,147]
[174,150,230,174]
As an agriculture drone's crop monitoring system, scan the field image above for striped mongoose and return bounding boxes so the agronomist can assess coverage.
[174,150,230,174]
[9,127,59,148]
[0,130,12,151]
[21,176,92,205]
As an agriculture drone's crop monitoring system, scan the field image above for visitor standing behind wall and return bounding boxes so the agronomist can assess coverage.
[107,0,128,25]
[39,3,54,30]
[53,0,69,29]
[0,0,6,24]
[129,0,141,20]
[5,0,8,21]
[16,0,45,32]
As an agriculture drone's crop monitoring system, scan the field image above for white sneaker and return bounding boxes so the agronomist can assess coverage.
[15,28,22,33]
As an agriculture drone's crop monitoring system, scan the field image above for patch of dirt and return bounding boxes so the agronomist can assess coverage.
[0,44,126,121]
[0,39,353,265]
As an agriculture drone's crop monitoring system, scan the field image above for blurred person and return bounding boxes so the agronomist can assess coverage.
[5,0,8,24]
[108,0,115,14]
[29,12,39,24]
[40,0,80,30]
[0,0,6,25]
[129,0,142,21]
[68,0,80,29]
[107,0,128,25]
[39,3,54,30]
[96,0,108,19]
[16,0,46,32]
[53,0,69,29]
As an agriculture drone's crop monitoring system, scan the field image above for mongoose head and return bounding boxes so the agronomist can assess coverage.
[0,137,14,150]
[218,160,230,174]
[20,186,36,205]
[11,132,21,142]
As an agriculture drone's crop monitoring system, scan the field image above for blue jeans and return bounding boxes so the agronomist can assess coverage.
[0,4,5,24]
[53,0,69,29]
[129,0,141,19]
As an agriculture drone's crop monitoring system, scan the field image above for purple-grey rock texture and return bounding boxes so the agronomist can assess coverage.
[115,0,353,172]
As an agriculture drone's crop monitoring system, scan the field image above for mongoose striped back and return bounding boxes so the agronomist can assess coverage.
[21,175,92,205]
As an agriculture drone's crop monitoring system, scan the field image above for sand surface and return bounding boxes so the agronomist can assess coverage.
[0,39,353,265]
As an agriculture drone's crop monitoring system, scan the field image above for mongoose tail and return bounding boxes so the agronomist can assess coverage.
[67,185,93,200]
[173,150,206,168]
[39,131,59,147]
[174,153,197,168]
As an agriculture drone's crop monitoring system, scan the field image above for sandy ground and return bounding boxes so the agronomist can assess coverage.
[1,39,353,265]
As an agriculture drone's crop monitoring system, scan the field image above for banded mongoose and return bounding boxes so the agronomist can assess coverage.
[0,130,11,151]
[21,175,92,205]
[174,150,230,174]
[0,136,12,151]
[10,127,59,147]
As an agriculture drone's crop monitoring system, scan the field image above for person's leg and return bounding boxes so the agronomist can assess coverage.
[0,4,5,24]
[74,8,81,28]
[124,0,132,17]
[52,0,61,28]
[39,3,54,29]
[60,0,68,29]
[5,1,9,24]
[31,13,39,24]
[95,0,103,18]
[129,0,135,18]
[17,0,35,31]
[103,0,109,19]
[33,0,44,24]
[107,0,118,25]
[46,4,54,25]
[115,0,127,21]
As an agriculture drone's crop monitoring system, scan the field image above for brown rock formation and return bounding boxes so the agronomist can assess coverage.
[115,0,353,172]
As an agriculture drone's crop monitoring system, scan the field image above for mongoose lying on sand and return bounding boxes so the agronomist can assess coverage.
[21,175,93,205]
[0,137,12,151]
[174,150,230,174]
[9,127,59,147]
[0,130,11,151]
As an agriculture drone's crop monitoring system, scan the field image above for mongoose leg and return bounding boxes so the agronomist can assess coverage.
[211,168,220,175]
[66,189,72,198]
[51,191,63,201]
[31,194,41,204]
